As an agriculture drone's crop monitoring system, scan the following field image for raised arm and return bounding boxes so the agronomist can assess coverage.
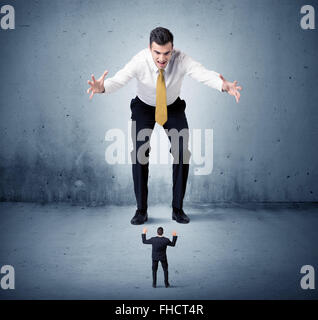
[167,231,178,247]
[142,228,152,244]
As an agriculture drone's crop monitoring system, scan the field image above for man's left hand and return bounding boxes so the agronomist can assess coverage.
[220,74,242,103]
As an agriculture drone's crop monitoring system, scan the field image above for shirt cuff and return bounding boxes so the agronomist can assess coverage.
[216,74,224,92]
[103,78,108,94]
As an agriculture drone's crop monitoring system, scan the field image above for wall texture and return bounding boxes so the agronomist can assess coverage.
[0,0,317,204]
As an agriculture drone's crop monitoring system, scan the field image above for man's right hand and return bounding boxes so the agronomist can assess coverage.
[172,231,177,236]
[87,70,108,100]
[142,228,147,234]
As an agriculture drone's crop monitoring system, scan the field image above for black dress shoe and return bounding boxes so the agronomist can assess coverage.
[130,210,148,225]
[172,207,190,224]
[152,283,156,288]
[165,282,170,288]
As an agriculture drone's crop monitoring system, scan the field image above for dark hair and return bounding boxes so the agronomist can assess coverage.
[150,27,173,47]
[157,227,164,235]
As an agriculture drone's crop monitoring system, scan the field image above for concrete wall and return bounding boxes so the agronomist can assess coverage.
[0,0,317,204]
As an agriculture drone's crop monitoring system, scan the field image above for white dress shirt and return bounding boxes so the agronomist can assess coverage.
[103,47,223,106]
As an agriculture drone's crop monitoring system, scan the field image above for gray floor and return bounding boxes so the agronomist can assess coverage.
[0,202,318,300]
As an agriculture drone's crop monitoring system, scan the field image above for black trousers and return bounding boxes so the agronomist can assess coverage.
[130,96,191,211]
[152,259,168,285]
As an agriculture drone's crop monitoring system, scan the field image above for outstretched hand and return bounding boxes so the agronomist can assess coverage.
[219,74,242,103]
[87,70,108,100]
[172,231,177,236]
[142,228,147,234]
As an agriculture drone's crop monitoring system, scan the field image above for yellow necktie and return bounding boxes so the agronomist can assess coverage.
[155,69,167,126]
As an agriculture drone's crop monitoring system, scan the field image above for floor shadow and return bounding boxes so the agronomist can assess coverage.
[146,217,170,224]
[147,213,227,223]
[188,213,228,222]
[153,285,187,289]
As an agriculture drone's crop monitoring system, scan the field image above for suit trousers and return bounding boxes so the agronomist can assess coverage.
[130,96,191,211]
[152,259,168,285]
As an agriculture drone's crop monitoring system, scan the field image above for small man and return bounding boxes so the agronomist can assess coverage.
[142,227,177,288]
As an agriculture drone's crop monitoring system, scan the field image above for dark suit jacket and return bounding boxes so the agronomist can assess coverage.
[142,233,177,261]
